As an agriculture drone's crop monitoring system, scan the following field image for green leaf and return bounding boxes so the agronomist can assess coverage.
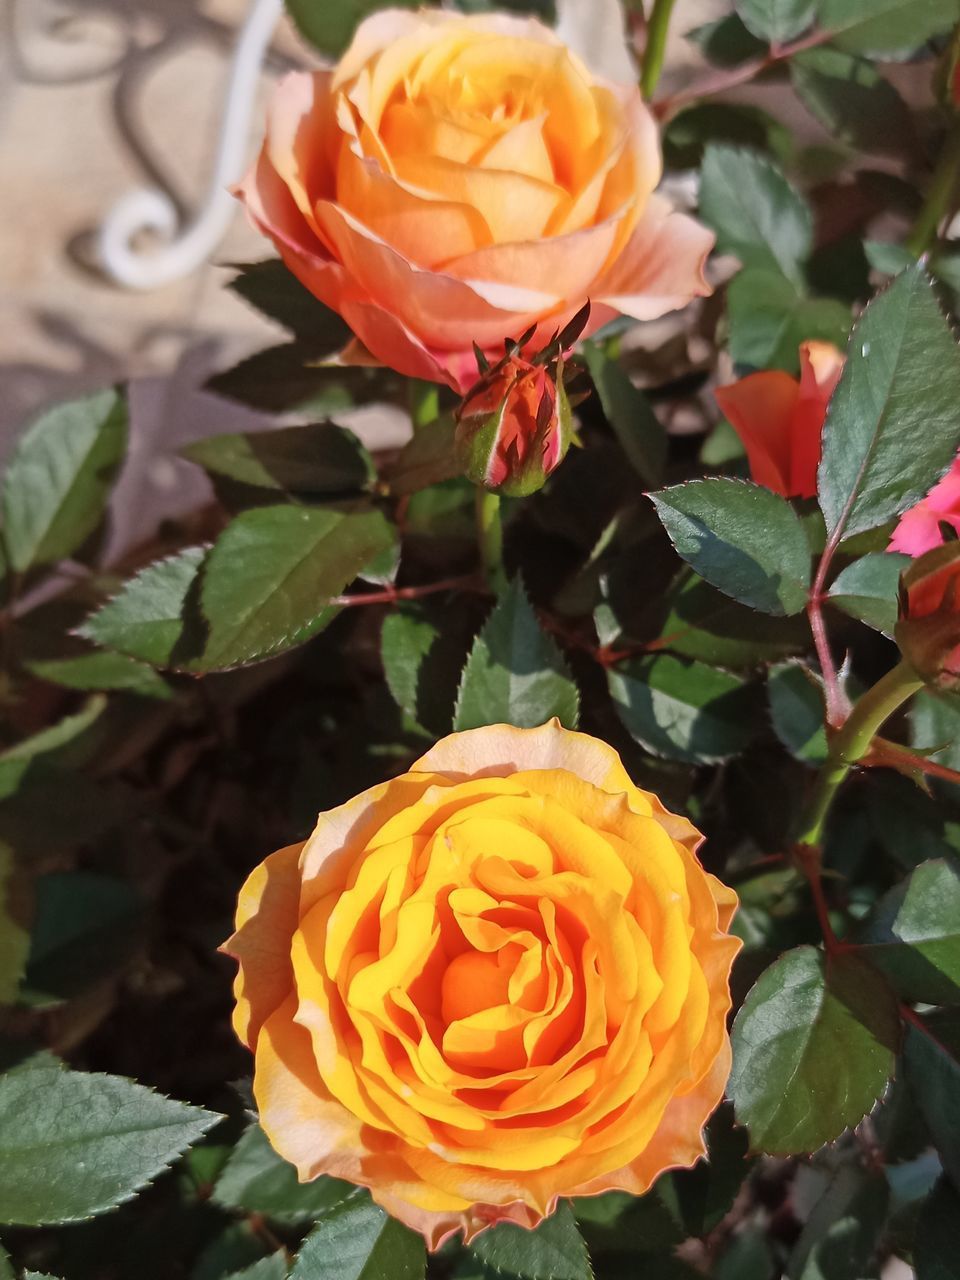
[672,1104,754,1237]
[911,689,960,774]
[21,872,143,1008]
[290,1191,425,1280]
[227,260,352,345]
[286,0,418,55]
[208,343,377,415]
[608,653,756,764]
[469,1202,591,1280]
[915,1177,960,1280]
[903,1010,960,1185]
[727,268,851,371]
[214,1125,354,1225]
[79,548,207,668]
[0,1067,220,1225]
[858,859,960,1005]
[453,578,579,731]
[664,102,792,171]
[818,0,960,58]
[699,146,812,285]
[0,695,107,801]
[687,14,767,68]
[381,604,465,736]
[818,265,960,542]
[382,416,460,496]
[735,0,815,42]
[826,552,909,635]
[582,343,666,484]
[767,663,828,764]
[652,575,806,668]
[2,390,128,574]
[193,505,396,670]
[182,424,374,499]
[650,479,811,616]
[574,1187,684,1255]
[786,1165,888,1280]
[715,1229,775,1280]
[790,48,913,155]
[0,846,28,1006]
[730,947,899,1154]
[864,240,915,278]
[0,1244,12,1280]
[24,650,171,700]
[224,1257,288,1280]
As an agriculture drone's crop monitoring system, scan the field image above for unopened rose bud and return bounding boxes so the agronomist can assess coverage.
[895,542,960,687]
[455,355,575,497]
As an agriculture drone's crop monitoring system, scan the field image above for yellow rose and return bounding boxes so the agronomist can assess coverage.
[237,8,714,392]
[223,722,739,1247]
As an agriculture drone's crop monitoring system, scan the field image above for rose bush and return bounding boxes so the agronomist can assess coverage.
[237,7,714,392]
[223,721,739,1247]
[6,0,960,1275]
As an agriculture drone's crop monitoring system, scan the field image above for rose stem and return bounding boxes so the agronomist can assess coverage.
[905,114,960,258]
[793,660,923,949]
[797,660,924,850]
[806,528,850,728]
[653,25,837,121]
[640,0,677,100]
[475,489,508,595]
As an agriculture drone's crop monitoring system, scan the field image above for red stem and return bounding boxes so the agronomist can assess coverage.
[653,25,837,120]
[796,842,846,957]
[868,741,960,787]
[807,532,849,729]
[330,574,483,608]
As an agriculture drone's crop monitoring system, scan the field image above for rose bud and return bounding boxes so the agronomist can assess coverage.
[455,355,574,497]
[455,306,590,496]
[895,541,960,687]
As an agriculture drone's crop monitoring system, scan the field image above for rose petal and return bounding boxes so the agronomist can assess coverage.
[313,201,558,350]
[592,193,714,321]
[715,370,800,498]
[221,842,303,1048]
[890,455,960,555]
[412,720,639,798]
[791,340,844,498]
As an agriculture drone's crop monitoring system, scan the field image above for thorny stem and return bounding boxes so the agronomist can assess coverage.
[807,531,848,728]
[330,574,482,608]
[796,661,924,851]
[640,0,678,100]
[905,113,960,257]
[867,740,960,787]
[653,25,836,120]
[475,489,508,595]
[793,661,924,955]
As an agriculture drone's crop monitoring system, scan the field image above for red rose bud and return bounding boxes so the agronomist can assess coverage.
[895,542,960,687]
[455,355,575,497]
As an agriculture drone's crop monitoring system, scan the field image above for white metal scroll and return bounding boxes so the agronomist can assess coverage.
[98,0,283,290]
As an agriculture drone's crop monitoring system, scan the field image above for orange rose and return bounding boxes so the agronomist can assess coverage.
[237,9,714,393]
[223,721,740,1248]
[714,341,845,499]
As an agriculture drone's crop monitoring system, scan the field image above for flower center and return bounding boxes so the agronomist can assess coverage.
[440,949,513,1023]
